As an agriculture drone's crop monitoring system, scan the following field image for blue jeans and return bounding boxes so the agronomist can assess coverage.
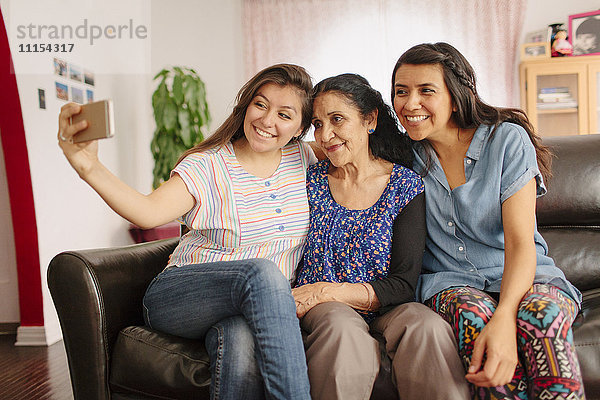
[205,316,264,399]
[143,258,310,400]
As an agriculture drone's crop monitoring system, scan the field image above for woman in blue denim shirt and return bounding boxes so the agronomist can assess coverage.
[391,42,584,399]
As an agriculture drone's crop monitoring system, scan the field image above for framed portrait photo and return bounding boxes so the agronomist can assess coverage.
[521,42,550,60]
[524,29,548,43]
[569,10,600,56]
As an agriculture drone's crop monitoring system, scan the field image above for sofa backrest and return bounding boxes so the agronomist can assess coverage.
[536,134,600,292]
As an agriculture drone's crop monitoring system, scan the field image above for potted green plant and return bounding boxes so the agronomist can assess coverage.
[151,66,211,188]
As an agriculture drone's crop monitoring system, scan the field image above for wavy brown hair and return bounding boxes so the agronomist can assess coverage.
[177,64,313,164]
[391,42,552,181]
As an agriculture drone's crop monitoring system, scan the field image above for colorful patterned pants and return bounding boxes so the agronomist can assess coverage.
[426,284,585,399]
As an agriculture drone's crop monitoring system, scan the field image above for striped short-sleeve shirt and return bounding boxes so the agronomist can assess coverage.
[167,140,315,280]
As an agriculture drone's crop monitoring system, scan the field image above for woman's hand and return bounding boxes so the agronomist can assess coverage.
[292,282,336,318]
[57,102,99,178]
[465,311,518,387]
[292,281,378,318]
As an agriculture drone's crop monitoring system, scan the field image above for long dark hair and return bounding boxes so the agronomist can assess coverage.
[177,64,313,164]
[313,73,413,168]
[391,42,552,181]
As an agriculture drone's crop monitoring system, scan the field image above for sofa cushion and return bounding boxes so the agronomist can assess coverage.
[540,228,600,292]
[537,135,600,227]
[110,326,211,399]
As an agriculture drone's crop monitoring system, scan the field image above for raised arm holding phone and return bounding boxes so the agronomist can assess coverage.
[57,64,315,400]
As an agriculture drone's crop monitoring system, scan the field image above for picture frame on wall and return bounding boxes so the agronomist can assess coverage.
[569,10,600,56]
[71,87,84,104]
[53,58,67,77]
[69,64,83,82]
[521,42,551,60]
[86,89,94,103]
[84,70,95,86]
[55,82,68,101]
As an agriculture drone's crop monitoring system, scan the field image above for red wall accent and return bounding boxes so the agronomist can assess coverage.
[0,8,44,326]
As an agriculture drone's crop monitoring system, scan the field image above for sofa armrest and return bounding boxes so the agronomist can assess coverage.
[47,238,179,400]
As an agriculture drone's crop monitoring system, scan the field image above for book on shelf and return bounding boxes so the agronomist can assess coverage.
[537,100,578,109]
[537,87,575,104]
[539,87,570,94]
[538,92,571,99]
[539,96,576,103]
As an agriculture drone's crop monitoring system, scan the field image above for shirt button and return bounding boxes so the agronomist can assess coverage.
[447,221,453,227]
[275,208,282,213]
[270,194,276,199]
[458,246,464,251]
[278,225,285,231]
[469,268,476,272]
[466,159,472,165]
[265,181,271,187]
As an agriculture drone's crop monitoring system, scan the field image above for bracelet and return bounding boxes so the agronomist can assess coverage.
[360,282,372,311]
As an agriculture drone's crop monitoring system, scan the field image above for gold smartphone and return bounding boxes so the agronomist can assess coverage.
[69,100,115,143]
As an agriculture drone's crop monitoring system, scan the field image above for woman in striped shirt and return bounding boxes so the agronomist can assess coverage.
[57,64,314,400]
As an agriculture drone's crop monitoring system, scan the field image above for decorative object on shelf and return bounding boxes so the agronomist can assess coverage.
[551,30,573,57]
[521,42,550,60]
[569,10,600,56]
[524,29,548,43]
[548,23,566,44]
[151,67,211,188]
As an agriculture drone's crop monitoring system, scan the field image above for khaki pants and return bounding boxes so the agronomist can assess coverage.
[301,302,469,400]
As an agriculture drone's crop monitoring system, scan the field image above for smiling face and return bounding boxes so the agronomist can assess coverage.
[312,92,376,168]
[393,63,457,143]
[242,82,304,155]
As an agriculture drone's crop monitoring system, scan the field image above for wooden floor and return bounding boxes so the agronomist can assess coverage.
[0,333,73,400]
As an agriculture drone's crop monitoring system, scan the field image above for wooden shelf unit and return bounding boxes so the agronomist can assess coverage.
[519,55,600,136]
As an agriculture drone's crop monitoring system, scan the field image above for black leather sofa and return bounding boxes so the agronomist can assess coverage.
[48,134,600,400]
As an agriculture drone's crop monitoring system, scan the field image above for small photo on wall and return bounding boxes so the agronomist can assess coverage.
[84,70,95,86]
[69,64,83,82]
[38,88,46,109]
[86,89,94,103]
[71,87,84,104]
[55,82,68,101]
[54,58,67,77]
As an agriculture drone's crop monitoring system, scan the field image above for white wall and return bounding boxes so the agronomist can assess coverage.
[0,0,244,344]
[521,0,599,47]
[149,0,244,131]
[1,0,150,344]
